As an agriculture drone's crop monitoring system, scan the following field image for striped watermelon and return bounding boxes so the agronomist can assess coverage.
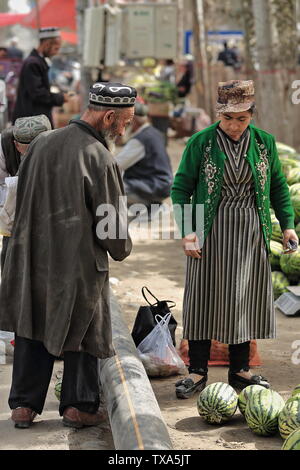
[54,379,62,401]
[197,382,238,424]
[245,388,285,436]
[292,384,300,397]
[271,271,289,299]
[286,394,300,406]
[276,142,297,156]
[278,397,300,440]
[282,428,300,450]
[270,241,283,271]
[271,214,283,243]
[238,385,266,416]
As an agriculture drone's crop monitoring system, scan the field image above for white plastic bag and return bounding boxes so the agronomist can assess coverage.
[137,314,186,377]
[0,330,14,365]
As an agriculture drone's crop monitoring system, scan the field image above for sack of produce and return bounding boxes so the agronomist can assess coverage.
[137,313,186,377]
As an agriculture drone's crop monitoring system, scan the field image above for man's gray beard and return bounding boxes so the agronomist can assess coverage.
[106,138,116,154]
[101,129,116,154]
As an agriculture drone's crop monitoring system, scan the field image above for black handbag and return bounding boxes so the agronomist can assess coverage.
[131,286,177,347]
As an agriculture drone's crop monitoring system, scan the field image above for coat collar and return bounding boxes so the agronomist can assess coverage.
[69,119,109,150]
[208,120,259,165]
[30,48,49,68]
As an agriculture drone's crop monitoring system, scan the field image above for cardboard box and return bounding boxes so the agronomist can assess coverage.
[147,102,170,117]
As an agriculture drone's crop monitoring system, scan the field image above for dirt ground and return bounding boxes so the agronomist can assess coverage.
[109,137,300,451]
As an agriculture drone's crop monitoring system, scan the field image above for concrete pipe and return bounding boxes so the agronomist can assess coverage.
[99,291,173,451]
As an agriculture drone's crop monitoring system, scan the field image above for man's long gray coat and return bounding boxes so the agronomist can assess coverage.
[0,121,132,358]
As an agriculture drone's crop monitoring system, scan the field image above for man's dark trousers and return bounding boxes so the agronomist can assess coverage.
[8,335,100,416]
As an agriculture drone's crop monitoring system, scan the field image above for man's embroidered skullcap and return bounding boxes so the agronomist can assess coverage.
[89,82,137,108]
[13,115,52,143]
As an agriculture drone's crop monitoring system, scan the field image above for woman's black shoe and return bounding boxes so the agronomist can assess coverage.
[228,371,270,391]
[175,375,207,399]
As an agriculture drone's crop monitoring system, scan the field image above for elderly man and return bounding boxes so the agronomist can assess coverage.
[115,102,173,212]
[12,27,68,126]
[0,82,136,429]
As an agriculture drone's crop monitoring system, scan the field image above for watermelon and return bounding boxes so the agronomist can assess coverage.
[286,394,300,406]
[271,271,289,299]
[280,158,299,178]
[290,194,300,222]
[54,379,62,401]
[197,382,238,424]
[238,385,266,416]
[289,183,300,198]
[292,384,300,397]
[270,241,283,270]
[278,397,300,439]
[276,142,297,156]
[245,388,285,436]
[271,214,283,243]
[282,428,300,450]
[287,167,300,186]
[280,248,300,277]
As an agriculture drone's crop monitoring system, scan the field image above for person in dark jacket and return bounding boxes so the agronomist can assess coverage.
[12,27,68,126]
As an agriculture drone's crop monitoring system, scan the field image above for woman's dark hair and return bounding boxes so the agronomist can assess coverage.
[248,102,256,115]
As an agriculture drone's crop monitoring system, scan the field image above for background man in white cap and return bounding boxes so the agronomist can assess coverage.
[0,82,135,430]
[12,27,69,126]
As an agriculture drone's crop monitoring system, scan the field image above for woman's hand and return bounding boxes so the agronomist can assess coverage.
[182,233,202,259]
[282,229,299,254]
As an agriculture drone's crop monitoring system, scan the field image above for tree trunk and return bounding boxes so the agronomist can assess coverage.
[191,0,211,114]
[270,0,298,145]
[252,0,281,137]
[76,0,94,111]
[241,0,256,75]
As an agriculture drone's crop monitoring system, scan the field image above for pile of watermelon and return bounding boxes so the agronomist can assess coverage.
[197,381,300,449]
[270,142,300,298]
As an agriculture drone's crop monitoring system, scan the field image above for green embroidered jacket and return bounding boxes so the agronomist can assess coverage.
[171,121,295,253]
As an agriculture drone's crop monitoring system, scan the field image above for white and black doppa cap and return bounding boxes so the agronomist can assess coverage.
[89,82,137,108]
[39,27,61,40]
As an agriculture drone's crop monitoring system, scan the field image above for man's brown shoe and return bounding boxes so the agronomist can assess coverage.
[11,407,37,429]
[62,406,106,429]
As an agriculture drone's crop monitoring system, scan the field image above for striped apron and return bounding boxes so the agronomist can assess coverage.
[182,127,275,344]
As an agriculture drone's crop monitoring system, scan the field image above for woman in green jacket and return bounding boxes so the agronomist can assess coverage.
[171,80,298,398]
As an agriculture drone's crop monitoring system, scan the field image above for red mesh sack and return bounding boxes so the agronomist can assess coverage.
[179,339,262,367]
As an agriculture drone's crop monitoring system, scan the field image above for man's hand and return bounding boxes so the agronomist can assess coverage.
[182,233,202,259]
[282,228,299,254]
[63,92,70,103]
